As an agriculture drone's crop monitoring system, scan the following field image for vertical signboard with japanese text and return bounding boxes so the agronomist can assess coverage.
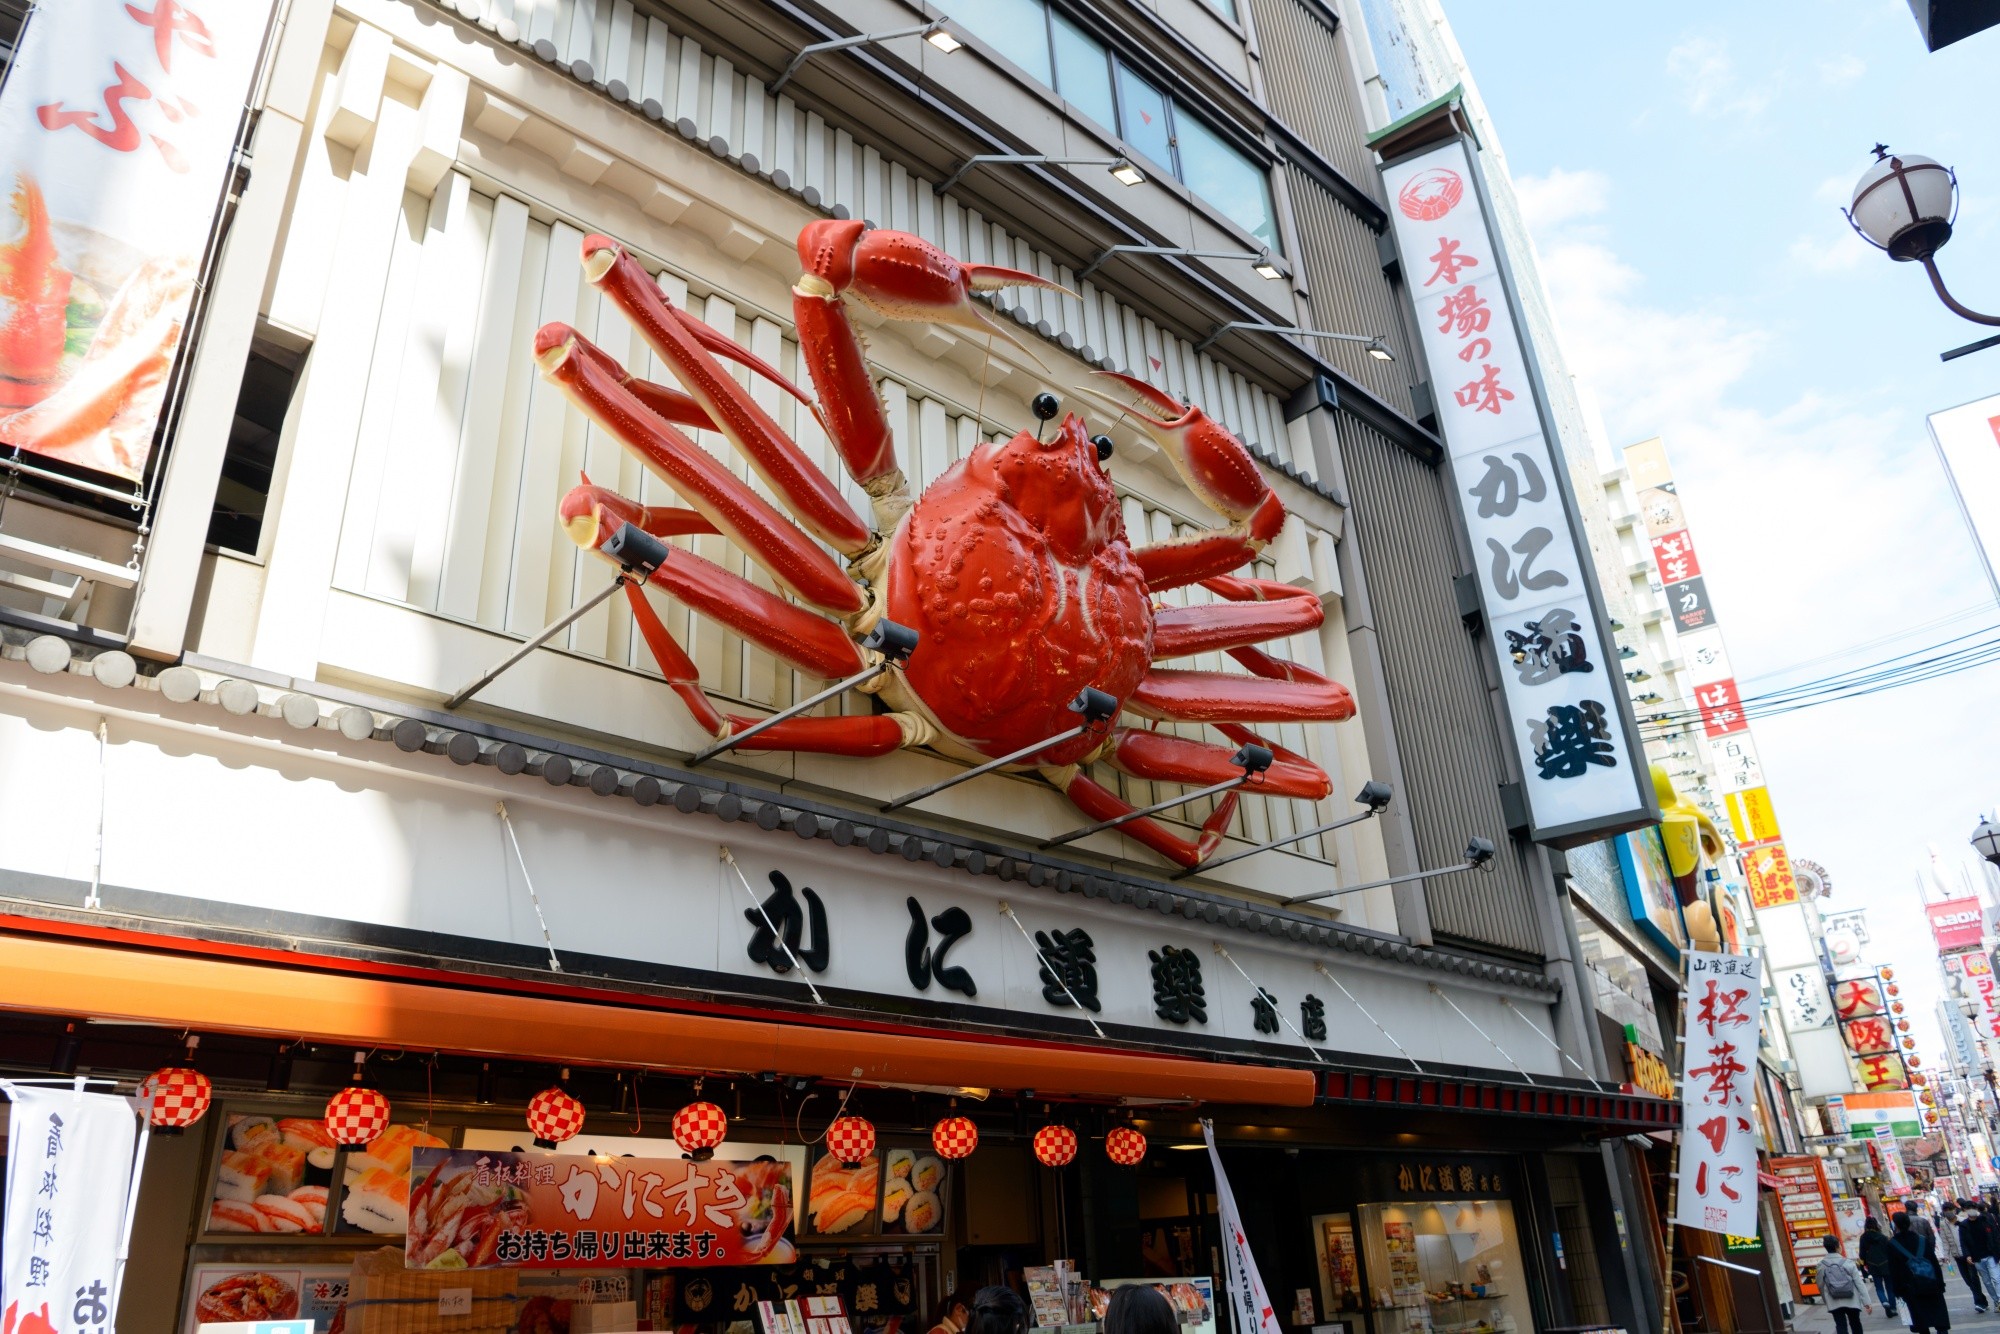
[1675,951,1763,1235]
[1381,138,1653,846]
[2,1083,146,1333]
[0,0,276,480]
[1926,394,2000,603]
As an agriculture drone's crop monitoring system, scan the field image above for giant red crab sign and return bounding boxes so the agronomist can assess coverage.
[533,221,1353,868]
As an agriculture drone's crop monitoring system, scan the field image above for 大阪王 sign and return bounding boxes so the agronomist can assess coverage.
[405,1149,793,1269]
[0,0,277,480]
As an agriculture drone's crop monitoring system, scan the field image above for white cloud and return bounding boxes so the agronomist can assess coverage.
[1819,53,1866,85]
[1788,232,1866,272]
[1512,168,1612,234]
[1665,35,1775,118]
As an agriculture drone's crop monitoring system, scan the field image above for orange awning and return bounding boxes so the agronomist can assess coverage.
[0,930,1315,1107]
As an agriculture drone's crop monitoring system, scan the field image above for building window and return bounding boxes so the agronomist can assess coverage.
[1204,0,1240,21]
[947,2,1279,251]
[206,337,302,556]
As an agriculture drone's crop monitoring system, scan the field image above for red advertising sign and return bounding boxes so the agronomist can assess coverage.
[1770,1155,1837,1297]
[1696,679,1748,738]
[1743,843,1798,910]
[1650,529,1702,584]
[405,1149,793,1270]
[1858,1053,1910,1092]
[1927,896,1985,954]
[1833,977,1884,1019]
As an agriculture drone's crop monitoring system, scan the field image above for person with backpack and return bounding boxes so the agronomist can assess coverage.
[1886,1209,1951,1333]
[1817,1234,1872,1334]
[1861,1216,1901,1321]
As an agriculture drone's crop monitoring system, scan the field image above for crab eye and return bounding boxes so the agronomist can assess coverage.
[1092,434,1114,462]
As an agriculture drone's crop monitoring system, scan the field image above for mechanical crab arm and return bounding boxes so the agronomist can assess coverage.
[444,523,671,710]
[882,688,1120,813]
[1042,743,1275,849]
[1169,780,1393,880]
[689,620,920,766]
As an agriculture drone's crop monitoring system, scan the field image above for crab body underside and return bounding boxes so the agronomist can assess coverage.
[536,221,1354,868]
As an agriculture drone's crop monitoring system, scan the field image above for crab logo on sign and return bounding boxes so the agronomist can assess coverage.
[1397,167,1464,221]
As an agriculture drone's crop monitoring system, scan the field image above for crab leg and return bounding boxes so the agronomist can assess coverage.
[623,579,908,756]
[792,221,1070,508]
[1127,658,1356,724]
[1047,767,1243,869]
[568,476,718,539]
[1135,534,1262,591]
[1151,595,1323,660]
[537,323,864,616]
[1104,726,1330,800]
[564,482,867,680]
[582,235,872,555]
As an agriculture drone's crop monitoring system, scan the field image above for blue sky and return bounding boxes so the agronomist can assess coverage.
[1446,1,2000,1061]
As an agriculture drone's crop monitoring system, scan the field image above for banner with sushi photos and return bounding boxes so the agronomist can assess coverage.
[205,1113,449,1239]
[0,0,276,481]
[404,1148,795,1270]
[805,1144,950,1239]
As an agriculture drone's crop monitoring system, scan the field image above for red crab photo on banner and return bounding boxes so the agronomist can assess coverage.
[534,221,1352,868]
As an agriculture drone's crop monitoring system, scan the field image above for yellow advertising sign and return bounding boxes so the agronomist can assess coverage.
[1726,787,1783,849]
[1745,842,1799,910]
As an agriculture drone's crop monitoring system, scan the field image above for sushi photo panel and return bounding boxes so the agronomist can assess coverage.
[201,1110,459,1240]
[804,1142,951,1238]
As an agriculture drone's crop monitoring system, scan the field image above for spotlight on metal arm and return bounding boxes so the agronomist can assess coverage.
[1277,833,1496,904]
[1042,743,1274,849]
[769,21,962,96]
[934,154,1145,196]
[1170,780,1393,880]
[882,688,1118,812]
[691,619,921,766]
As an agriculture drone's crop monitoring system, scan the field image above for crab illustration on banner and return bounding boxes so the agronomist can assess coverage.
[1674,951,1763,1237]
[536,223,1355,868]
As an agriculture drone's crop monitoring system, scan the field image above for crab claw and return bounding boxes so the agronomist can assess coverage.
[1073,370,1284,546]
[795,220,1066,369]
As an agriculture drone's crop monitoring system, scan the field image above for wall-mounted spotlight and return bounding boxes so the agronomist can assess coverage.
[769,21,963,97]
[1196,321,1394,361]
[1076,244,1287,281]
[935,154,1145,196]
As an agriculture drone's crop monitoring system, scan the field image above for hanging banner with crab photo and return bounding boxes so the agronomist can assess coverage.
[0,0,276,481]
[404,1148,794,1270]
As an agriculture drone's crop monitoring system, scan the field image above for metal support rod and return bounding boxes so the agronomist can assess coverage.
[1502,997,1605,1089]
[1195,322,1378,354]
[769,22,935,95]
[1077,245,1271,280]
[1171,807,1380,880]
[689,661,889,765]
[881,723,1092,812]
[1943,330,2000,362]
[496,802,563,973]
[1216,945,1326,1062]
[1315,962,1423,1073]
[721,847,824,1004]
[1430,983,1533,1084]
[999,903,1105,1039]
[446,573,631,709]
[934,155,1124,196]
[1922,254,2000,326]
[1280,857,1472,905]
[1042,773,1253,848]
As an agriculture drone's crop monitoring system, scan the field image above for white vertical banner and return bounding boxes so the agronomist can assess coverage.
[1675,951,1763,1236]
[1201,1120,1281,1334]
[1379,138,1653,845]
[1927,393,2000,602]
[1,1082,147,1334]
[0,0,277,480]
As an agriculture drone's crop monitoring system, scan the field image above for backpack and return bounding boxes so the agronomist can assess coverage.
[1895,1234,1945,1298]
[1820,1257,1858,1301]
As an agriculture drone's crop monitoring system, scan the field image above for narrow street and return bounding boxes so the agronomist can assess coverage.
[1794,1277,2000,1334]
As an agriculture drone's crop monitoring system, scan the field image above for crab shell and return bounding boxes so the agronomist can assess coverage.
[880,413,1151,766]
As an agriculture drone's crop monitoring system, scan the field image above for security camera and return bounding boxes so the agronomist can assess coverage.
[1355,780,1394,812]
[1229,743,1275,776]
[603,522,670,576]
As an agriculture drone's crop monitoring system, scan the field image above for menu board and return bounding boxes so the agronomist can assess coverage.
[406,1147,793,1268]
[1311,1214,1361,1314]
[180,1264,350,1333]
[1770,1155,1837,1296]
[1382,1221,1422,1306]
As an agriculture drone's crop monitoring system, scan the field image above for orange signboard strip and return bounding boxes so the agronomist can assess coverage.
[0,931,1317,1107]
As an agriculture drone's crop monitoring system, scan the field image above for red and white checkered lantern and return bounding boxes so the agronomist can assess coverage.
[1033,1124,1078,1168]
[527,1086,585,1147]
[1104,1126,1147,1166]
[932,1115,979,1160]
[825,1115,876,1165]
[325,1085,392,1146]
[140,1067,212,1131]
[673,1101,729,1159]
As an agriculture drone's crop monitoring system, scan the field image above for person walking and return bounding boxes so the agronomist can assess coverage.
[1886,1210,1951,1334]
[1862,1215,1902,1322]
[1946,1202,1988,1311]
[1970,1200,2000,1314]
[1817,1234,1873,1334]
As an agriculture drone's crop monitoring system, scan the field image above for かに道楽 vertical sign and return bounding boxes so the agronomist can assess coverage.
[1379,136,1653,846]
[0,0,277,481]
[1675,952,1763,1236]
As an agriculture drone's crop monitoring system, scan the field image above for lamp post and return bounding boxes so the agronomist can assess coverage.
[1846,145,2000,358]
[1972,816,2000,868]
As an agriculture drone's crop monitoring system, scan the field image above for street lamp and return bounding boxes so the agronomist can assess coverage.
[1971,815,2000,867]
[1845,145,2000,329]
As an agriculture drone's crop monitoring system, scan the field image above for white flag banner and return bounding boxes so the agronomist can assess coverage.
[1674,952,1763,1236]
[0,0,277,480]
[2,1083,146,1334]
[1201,1121,1281,1334]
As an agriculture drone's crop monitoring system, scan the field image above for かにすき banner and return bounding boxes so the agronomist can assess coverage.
[0,0,276,480]
[405,1149,794,1269]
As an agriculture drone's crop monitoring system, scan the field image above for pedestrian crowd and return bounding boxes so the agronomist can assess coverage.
[1829,1198,2000,1333]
